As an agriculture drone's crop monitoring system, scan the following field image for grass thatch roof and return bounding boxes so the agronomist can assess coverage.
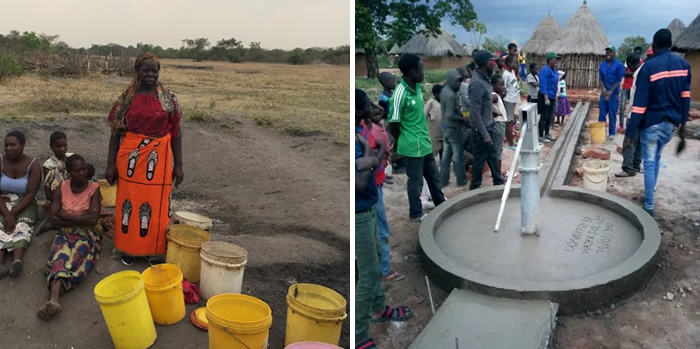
[522,14,561,55]
[668,18,687,39]
[389,44,400,55]
[675,13,700,50]
[398,29,468,57]
[548,1,610,55]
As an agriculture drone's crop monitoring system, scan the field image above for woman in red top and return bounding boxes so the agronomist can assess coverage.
[105,53,184,265]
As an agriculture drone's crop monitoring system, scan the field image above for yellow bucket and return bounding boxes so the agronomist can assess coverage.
[142,263,186,325]
[285,283,347,346]
[589,121,606,144]
[166,224,211,282]
[206,294,273,349]
[94,271,157,349]
[97,179,117,207]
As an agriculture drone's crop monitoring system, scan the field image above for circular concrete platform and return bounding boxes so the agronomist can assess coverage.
[420,186,661,314]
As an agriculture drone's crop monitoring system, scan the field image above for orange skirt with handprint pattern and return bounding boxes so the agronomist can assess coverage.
[114,132,172,256]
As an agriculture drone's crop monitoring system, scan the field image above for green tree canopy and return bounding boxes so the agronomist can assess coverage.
[482,34,509,55]
[618,36,649,62]
[355,0,478,78]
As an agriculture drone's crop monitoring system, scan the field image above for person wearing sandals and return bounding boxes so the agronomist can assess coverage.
[105,53,184,266]
[0,131,41,279]
[356,89,413,349]
[38,154,102,320]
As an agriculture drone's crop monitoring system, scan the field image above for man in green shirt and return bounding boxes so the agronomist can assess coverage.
[388,54,446,221]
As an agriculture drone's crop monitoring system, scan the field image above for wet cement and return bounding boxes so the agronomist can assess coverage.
[436,196,642,282]
[409,289,557,349]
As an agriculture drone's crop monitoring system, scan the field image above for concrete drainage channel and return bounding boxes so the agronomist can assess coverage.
[410,102,661,349]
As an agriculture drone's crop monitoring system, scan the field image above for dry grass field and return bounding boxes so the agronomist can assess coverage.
[0,59,350,144]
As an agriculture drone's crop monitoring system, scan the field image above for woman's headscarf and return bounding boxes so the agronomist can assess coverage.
[109,53,176,136]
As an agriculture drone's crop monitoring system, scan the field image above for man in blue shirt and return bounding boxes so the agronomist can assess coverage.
[537,52,561,143]
[355,89,413,348]
[625,29,691,217]
[598,45,626,139]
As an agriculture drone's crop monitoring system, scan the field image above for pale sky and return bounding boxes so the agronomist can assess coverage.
[0,0,350,49]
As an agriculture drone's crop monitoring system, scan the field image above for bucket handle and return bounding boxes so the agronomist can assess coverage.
[584,173,608,184]
[223,327,268,349]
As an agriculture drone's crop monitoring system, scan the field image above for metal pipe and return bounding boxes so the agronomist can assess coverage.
[520,104,541,236]
[494,123,527,233]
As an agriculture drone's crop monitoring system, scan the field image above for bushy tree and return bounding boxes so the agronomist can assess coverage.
[482,34,509,55]
[618,36,649,62]
[0,55,23,80]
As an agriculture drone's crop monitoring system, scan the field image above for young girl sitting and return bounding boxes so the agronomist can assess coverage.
[38,154,102,320]
[556,72,572,125]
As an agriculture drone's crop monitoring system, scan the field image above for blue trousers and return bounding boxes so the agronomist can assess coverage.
[598,93,619,136]
[640,122,674,211]
[375,185,391,277]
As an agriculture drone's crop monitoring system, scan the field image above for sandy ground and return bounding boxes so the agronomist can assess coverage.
[371,104,700,349]
[0,116,349,348]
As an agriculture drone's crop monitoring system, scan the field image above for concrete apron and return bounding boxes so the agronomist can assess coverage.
[413,103,661,348]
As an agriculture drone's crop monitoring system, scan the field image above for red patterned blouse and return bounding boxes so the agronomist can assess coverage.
[108,94,182,138]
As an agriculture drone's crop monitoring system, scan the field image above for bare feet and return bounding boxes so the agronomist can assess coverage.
[37,301,63,321]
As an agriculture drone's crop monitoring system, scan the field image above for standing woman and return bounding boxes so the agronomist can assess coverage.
[0,131,42,278]
[105,53,184,266]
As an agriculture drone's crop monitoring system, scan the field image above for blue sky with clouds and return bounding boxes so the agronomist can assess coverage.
[442,1,698,50]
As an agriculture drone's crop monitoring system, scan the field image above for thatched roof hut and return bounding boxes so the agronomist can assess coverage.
[548,2,609,55]
[398,29,470,69]
[522,13,561,66]
[546,1,610,89]
[388,44,400,56]
[674,13,700,102]
[668,18,687,39]
[675,14,700,50]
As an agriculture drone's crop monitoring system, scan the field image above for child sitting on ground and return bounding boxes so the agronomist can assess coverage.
[38,154,102,321]
[43,131,73,202]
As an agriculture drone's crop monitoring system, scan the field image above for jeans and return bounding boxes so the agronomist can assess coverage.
[640,122,674,210]
[470,128,505,190]
[619,89,630,128]
[598,93,620,136]
[440,127,467,186]
[404,154,446,219]
[355,207,385,342]
[621,132,642,174]
[375,186,391,277]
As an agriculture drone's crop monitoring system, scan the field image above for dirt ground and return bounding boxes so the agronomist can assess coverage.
[0,116,349,348]
[372,102,700,349]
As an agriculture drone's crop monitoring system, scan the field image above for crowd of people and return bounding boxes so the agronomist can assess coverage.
[355,28,691,348]
[0,53,184,321]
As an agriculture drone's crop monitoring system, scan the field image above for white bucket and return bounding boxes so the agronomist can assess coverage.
[173,211,213,231]
[199,241,247,300]
[582,159,610,193]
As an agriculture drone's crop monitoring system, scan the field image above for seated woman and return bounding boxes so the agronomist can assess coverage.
[0,130,41,278]
[38,154,102,320]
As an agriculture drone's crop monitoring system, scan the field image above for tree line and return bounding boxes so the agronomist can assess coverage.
[0,30,349,79]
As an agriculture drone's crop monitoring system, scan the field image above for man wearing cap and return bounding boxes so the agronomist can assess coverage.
[468,50,504,190]
[599,45,626,140]
[626,29,691,217]
[537,52,561,143]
